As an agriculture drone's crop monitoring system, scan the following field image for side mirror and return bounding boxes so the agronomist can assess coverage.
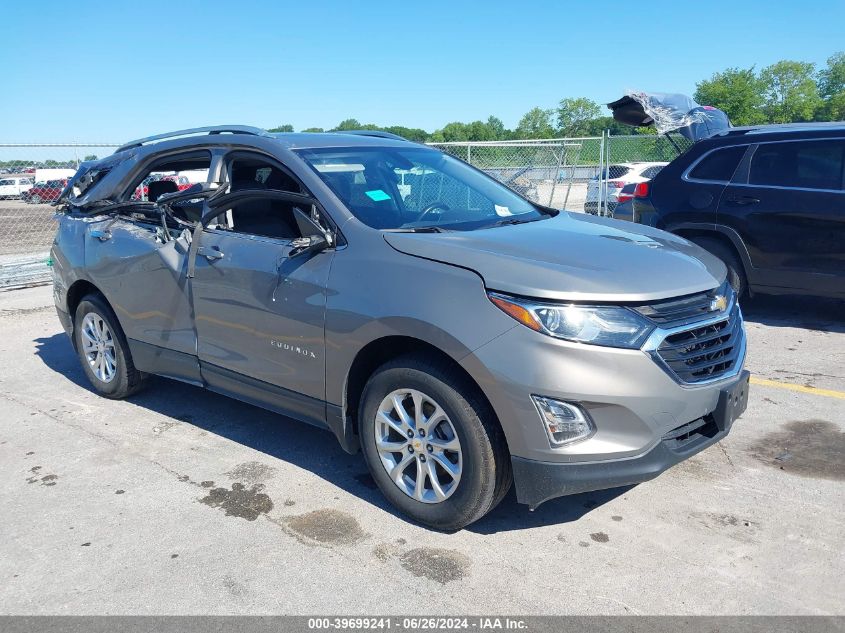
[289,233,328,257]
[290,207,332,256]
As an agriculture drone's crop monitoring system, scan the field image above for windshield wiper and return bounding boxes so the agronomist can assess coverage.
[489,217,537,228]
[387,226,445,233]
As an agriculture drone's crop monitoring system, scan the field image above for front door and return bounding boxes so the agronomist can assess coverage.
[190,191,334,418]
[718,138,845,294]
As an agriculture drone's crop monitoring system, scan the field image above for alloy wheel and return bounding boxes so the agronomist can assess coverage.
[80,312,117,383]
[374,389,463,503]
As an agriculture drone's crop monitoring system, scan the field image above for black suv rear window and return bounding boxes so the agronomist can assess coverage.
[689,145,746,182]
[749,140,845,190]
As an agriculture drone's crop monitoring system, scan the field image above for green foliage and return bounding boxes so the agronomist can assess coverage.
[556,97,601,136]
[817,52,845,121]
[267,124,294,133]
[818,52,845,97]
[301,127,325,133]
[695,67,767,125]
[83,154,98,161]
[514,107,555,139]
[760,60,821,123]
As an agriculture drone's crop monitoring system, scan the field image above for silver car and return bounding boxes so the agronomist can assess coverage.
[51,126,749,530]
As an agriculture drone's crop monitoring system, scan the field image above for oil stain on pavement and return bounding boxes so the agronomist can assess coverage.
[399,548,470,584]
[224,461,277,484]
[749,420,844,481]
[282,509,365,546]
[199,482,274,521]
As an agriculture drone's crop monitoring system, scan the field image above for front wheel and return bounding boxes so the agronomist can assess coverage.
[73,294,147,399]
[359,355,511,530]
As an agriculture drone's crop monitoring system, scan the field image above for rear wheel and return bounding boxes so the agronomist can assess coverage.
[691,237,748,299]
[73,294,147,399]
[359,355,511,530]
[30,194,42,204]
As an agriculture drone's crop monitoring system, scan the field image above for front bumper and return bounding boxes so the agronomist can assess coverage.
[512,370,750,508]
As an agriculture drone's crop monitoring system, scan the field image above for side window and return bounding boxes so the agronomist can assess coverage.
[749,140,845,190]
[127,151,211,202]
[641,165,664,179]
[689,145,746,182]
[227,155,303,194]
[216,197,307,241]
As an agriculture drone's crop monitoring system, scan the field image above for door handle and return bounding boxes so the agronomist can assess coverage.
[725,196,760,206]
[197,246,224,261]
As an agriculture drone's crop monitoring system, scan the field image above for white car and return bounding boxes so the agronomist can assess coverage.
[0,176,33,199]
[585,162,666,214]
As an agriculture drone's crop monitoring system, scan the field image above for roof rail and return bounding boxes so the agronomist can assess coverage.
[334,130,409,142]
[115,125,269,153]
[715,121,845,137]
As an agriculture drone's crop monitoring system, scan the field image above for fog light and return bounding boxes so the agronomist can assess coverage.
[531,396,595,447]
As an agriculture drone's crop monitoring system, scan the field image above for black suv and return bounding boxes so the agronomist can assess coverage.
[633,123,845,299]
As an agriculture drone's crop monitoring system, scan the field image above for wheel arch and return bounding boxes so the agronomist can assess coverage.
[65,279,112,347]
[671,223,756,286]
[341,335,509,456]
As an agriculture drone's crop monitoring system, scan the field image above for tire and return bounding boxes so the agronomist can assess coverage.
[30,194,42,204]
[73,294,147,399]
[691,237,748,299]
[359,354,511,530]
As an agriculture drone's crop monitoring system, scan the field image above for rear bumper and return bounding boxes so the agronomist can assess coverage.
[511,371,749,509]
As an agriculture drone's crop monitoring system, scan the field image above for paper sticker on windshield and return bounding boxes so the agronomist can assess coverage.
[365,189,391,202]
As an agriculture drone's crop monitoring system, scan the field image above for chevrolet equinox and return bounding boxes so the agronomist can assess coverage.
[51,126,750,529]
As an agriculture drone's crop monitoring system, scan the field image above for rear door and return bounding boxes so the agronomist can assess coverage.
[718,138,845,294]
[668,144,749,228]
[190,190,335,416]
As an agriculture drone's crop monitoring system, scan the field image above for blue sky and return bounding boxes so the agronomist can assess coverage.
[1,0,842,143]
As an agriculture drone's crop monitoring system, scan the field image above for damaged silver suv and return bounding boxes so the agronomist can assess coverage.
[52,126,750,530]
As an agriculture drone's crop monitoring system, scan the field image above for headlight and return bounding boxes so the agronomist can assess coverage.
[488,292,655,349]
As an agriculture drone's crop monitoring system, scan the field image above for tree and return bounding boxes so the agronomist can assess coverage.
[817,51,845,121]
[83,154,98,161]
[430,122,470,142]
[694,67,766,125]
[267,124,294,133]
[483,115,508,140]
[818,51,845,97]
[515,107,555,139]
[556,97,601,136]
[383,126,429,142]
[760,60,820,123]
[302,127,325,133]
[333,118,364,131]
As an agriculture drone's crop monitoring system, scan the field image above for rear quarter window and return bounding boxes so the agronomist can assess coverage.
[688,145,747,182]
[749,140,845,190]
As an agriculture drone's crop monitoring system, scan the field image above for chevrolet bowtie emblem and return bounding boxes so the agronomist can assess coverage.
[710,295,728,312]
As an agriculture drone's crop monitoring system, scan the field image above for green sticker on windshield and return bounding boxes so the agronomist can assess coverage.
[365,189,391,202]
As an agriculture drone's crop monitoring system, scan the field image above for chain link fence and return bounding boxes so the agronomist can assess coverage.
[589,133,695,217]
[0,144,118,288]
[428,138,604,211]
[0,134,694,290]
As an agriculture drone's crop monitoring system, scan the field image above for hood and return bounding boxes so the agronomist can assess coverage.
[383,214,726,303]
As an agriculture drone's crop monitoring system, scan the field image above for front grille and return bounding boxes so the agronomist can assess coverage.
[632,283,730,326]
[654,304,743,384]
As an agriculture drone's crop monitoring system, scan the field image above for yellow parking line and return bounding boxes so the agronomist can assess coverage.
[750,376,845,400]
